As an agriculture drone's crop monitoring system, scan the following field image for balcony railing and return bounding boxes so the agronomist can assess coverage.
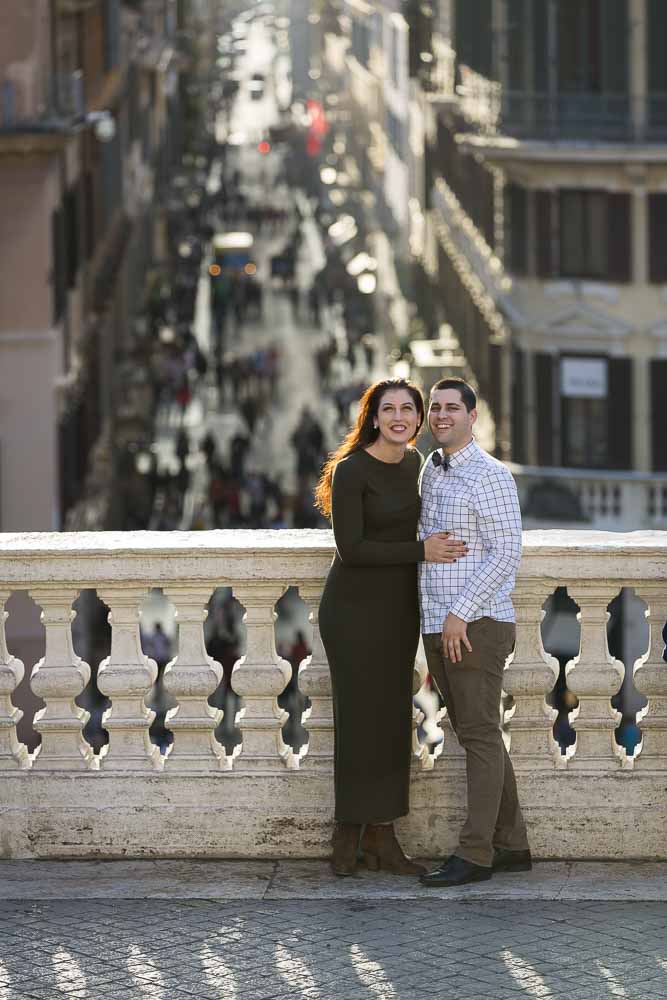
[456,74,667,144]
[0,73,84,132]
[509,465,667,531]
[0,529,666,860]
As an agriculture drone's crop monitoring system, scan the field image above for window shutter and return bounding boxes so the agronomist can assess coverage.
[532,0,549,92]
[651,360,667,471]
[64,184,79,290]
[511,347,526,463]
[51,208,66,324]
[607,193,631,283]
[506,183,528,274]
[649,194,667,283]
[648,0,667,91]
[507,0,527,90]
[454,0,492,77]
[535,352,554,465]
[607,357,632,469]
[601,0,629,94]
[535,190,553,277]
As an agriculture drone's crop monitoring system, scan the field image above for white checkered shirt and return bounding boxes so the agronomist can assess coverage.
[418,439,523,633]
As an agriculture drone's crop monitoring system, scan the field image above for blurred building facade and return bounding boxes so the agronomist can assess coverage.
[320,0,667,528]
[319,0,428,348]
[426,0,667,527]
[0,0,185,532]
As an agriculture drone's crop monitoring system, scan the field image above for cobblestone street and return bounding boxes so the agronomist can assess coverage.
[1,862,667,999]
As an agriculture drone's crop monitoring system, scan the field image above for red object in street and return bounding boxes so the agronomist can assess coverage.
[306,99,328,157]
[258,140,271,154]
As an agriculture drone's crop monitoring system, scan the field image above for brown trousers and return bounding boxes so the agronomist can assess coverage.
[423,618,529,867]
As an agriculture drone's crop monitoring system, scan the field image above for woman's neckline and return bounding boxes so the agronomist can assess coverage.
[361,446,410,466]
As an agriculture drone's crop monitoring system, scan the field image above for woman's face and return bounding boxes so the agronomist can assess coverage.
[374,389,420,446]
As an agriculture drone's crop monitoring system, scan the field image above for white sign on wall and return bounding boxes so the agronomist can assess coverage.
[560,358,608,399]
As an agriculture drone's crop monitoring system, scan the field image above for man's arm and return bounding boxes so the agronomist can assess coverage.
[442,467,522,661]
[449,467,523,623]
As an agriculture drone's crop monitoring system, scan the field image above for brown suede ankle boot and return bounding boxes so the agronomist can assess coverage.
[360,824,427,875]
[331,822,362,876]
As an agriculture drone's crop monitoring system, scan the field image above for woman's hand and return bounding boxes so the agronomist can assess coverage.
[424,532,468,563]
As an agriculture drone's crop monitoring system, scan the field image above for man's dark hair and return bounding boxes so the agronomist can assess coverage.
[431,377,477,413]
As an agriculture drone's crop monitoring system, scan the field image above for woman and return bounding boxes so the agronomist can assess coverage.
[315,378,467,876]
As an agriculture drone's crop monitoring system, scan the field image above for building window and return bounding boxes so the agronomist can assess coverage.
[563,398,609,467]
[560,355,632,470]
[454,0,492,78]
[560,191,608,279]
[558,0,602,92]
[536,190,631,281]
[561,356,609,468]
[556,0,628,94]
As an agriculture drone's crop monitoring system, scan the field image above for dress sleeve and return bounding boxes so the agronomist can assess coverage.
[331,457,426,567]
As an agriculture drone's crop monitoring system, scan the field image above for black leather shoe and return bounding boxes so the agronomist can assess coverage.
[492,848,532,873]
[420,855,492,887]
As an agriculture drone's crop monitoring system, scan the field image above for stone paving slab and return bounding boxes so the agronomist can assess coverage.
[2,862,667,998]
[1,859,666,901]
[0,897,666,999]
[0,860,275,900]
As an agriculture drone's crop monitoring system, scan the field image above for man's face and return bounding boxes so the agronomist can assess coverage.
[428,388,476,453]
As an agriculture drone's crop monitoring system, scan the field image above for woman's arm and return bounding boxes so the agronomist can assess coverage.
[331,458,425,567]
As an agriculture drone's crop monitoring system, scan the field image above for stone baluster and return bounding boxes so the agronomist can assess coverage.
[412,637,444,770]
[29,589,93,769]
[503,582,561,766]
[231,584,295,770]
[297,583,333,768]
[162,587,228,769]
[97,588,162,771]
[0,591,29,769]
[633,585,667,769]
[566,585,625,768]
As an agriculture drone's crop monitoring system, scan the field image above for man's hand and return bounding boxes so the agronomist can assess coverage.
[442,613,472,663]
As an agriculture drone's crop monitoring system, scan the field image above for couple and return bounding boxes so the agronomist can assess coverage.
[314,376,530,887]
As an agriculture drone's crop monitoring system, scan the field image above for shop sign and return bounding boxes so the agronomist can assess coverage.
[560,357,608,398]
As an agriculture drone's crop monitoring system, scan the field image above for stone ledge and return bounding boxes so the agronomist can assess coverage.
[0,528,666,585]
[0,859,665,902]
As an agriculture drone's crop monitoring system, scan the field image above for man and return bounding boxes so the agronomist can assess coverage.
[418,377,531,887]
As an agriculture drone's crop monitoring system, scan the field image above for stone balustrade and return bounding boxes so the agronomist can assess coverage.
[0,529,665,860]
[508,463,667,531]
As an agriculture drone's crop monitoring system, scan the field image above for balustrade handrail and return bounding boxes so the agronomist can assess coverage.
[0,527,665,575]
[507,464,667,484]
[456,85,667,143]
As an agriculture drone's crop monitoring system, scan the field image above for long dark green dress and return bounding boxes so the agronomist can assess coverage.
[319,447,425,824]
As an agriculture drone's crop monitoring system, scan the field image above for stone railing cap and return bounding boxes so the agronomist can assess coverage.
[1,529,666,557]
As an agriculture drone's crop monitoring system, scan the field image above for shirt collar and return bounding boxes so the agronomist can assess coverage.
[440,438,478,470]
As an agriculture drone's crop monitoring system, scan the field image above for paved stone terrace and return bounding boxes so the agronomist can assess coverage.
[1,861,667,998]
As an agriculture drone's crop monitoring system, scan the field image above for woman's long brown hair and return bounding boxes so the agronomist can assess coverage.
[313,378,425,518]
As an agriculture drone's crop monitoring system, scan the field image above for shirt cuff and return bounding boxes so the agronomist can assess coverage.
[449,599,477,623]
